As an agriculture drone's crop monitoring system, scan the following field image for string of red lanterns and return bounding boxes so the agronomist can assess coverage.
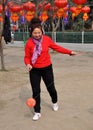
[0,0,90,23]
[70,0,90,21]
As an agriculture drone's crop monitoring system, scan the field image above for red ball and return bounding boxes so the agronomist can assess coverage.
[26,98,36,108]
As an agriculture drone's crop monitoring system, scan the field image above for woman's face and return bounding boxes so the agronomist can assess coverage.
[32,27,42,39]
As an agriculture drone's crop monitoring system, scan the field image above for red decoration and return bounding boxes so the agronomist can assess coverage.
[20,10,25,16]
[11,13,19,22]
[0,16,3,22]
[70,7,77,13]
[83,13,89,21]
[0,4,7,13]
[10,5,22,13]
[39,11,48,21]
[63,6,68,12]
[43,3,51,10]
[8,1,14,8]
[70,7,77,20]
[23,2,36,11]
[57,8,64,18]
[81,6,90,13]
[63,13,68,18]
[54,0,68,8]
[38,3,42,9]
[25,11,35,22]
[0,4,2,13]
[13,25,18,31]
[82,6,90,21]
[73,0,87,5]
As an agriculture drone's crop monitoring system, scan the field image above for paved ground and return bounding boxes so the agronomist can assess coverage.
[0,41,93,130]
[7,41,93,52]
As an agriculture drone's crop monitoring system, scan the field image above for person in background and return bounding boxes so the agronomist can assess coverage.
[2,15,11,44]
[24,17,78,121]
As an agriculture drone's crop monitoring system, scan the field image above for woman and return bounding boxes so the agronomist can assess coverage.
[24,18,77,121]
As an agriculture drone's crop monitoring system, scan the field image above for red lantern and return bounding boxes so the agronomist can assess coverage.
[0,4,2,13]
[63,6,68,12]
[73,0,87,5]
[43,3,51,10]
[81,6,90,13]
[82,6,90,21]
[23,2,36,11]
[8,1,14,8]
[70,5,83,17]
[70,6,77,13]
[50,6,58,12]
[38,3,42,9]
[0,4,7,14]
[10,5,22,13]
[54,0,68,8]
[70,7,77,20]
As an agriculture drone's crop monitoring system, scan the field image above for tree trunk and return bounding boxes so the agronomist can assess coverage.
[92,21,93,30]
[0,21,6,70]
[0,38,6,70]
[0,0,6,71]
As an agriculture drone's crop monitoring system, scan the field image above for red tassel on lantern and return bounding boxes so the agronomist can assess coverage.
[83,13,89,21]
[25,11,35,22]
[0,16,3,22]
[57,8,64,18]
[11,13,19,22]
[39,11,48,22]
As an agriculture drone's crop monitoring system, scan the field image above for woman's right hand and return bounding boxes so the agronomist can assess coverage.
[26,64,32,71]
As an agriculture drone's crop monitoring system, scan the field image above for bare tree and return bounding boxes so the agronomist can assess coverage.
[0,0,6,70]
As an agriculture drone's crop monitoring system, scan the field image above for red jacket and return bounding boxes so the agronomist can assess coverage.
[24,35,72,68]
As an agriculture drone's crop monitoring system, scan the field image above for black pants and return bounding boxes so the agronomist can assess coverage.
[29,64,58,113]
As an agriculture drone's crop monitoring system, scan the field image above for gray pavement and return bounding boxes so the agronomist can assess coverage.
[7,41,93,52]
[1,41,93,130]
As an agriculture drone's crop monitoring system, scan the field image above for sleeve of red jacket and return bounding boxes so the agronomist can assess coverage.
[48,37,72,54]
[24,42,31,65]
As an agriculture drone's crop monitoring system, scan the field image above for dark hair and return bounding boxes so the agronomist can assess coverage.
[28,17,43,37]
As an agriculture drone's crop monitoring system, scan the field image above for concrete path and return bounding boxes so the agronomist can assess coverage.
[7,41,93,52]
